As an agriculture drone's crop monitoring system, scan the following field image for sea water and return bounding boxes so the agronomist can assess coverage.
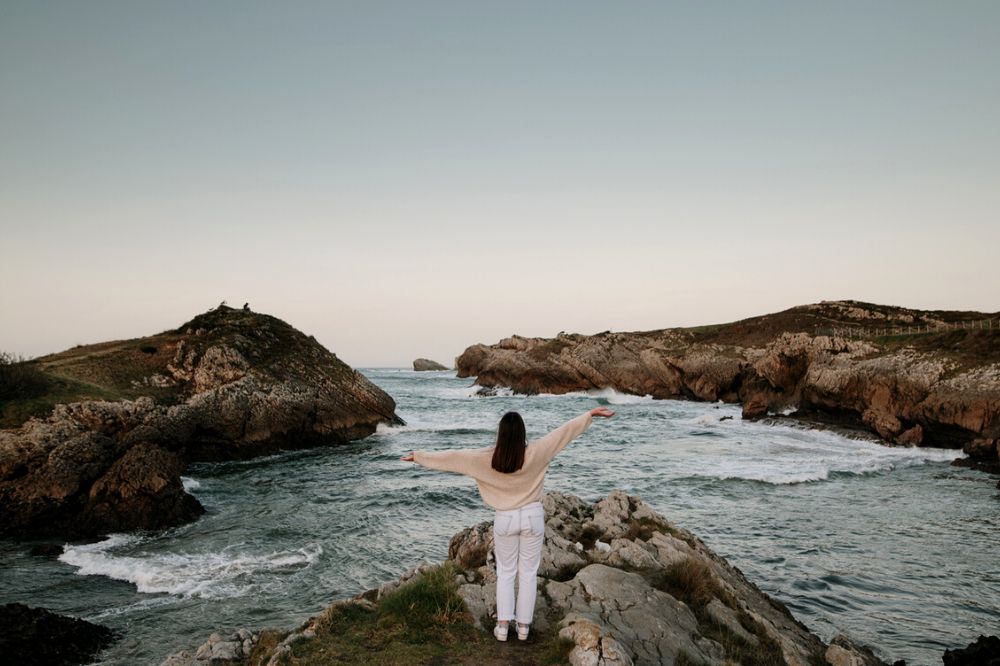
[1,369,997,665]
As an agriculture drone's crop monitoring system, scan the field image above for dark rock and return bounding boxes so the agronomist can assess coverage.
[942,635,1000,666]
[0,603,116,666]
[27,543,64,558]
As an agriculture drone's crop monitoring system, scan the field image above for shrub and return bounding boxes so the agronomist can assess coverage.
[377,563,468,633]
[650,557,720,611]
[0,352,50,403]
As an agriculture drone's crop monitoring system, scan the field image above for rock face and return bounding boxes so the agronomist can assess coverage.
[0,305,403,538]
[163,491,889,666]
[0,603,117,666]
[942,635,1000,666]
[455,301,1000,468]
[413,358,448,371]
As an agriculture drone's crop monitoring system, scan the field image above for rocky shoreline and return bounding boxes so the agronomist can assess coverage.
[0,305,403,539]
[161,491,896,666]
[455,301,1000,472]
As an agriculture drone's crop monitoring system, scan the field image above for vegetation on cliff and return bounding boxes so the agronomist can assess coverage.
[0,305,403,538]
[455,300,1000,468]
[163,491,887,666]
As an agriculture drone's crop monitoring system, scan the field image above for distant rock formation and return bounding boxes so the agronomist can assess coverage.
[413,358,448,371]
[0,306,404,539]
[455,301,1000,470]
[162,491,890,666]
[0,603,117,666]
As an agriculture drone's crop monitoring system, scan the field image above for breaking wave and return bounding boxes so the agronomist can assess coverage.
[60,535,322,599]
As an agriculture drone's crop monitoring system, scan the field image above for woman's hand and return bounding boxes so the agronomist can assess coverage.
[590,407,615,418]
[400,452,415,462]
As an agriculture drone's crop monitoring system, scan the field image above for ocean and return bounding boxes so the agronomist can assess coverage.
[1,369,997,665]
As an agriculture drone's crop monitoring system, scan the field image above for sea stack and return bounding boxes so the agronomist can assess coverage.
[0,305,404,539]
[413,358,448,371]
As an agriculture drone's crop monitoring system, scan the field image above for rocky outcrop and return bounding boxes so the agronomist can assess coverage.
[0,306,403,539]
[0,603,117,666]
[455,302,1000,469]
[162,491,891,666]
[942,634,1000,666]
[413,358,448,371]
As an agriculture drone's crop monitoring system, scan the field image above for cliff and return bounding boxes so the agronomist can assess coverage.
[0,305,403,538]
[455,300,1000,469]
[161,491,888,666]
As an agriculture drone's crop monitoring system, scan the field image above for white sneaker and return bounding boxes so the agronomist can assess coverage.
[516,623,530,641]
[493,623,509,641]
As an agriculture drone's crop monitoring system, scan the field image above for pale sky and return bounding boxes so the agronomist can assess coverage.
[2,1,998,368]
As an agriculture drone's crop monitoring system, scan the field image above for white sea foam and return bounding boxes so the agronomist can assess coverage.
[584,387,657,405]
[180,477,201,492]
[59,536,322,599]
[676,421,963,485]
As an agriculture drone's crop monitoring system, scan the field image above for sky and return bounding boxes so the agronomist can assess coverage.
[2,1,998,368]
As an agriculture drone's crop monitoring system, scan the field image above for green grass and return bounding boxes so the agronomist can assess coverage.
[0,375,125,428]
[276,563,573,666]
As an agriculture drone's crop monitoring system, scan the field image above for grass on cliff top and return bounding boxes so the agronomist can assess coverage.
[254,563,573,666]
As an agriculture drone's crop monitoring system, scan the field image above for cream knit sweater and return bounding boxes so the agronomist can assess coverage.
[412,411,594,510]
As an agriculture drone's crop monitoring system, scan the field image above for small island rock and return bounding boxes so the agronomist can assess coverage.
[413,358,448,371]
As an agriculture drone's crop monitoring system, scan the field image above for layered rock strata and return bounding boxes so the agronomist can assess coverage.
[0,306,403,538]
[162,491,889,666]
[455,302,1000,468]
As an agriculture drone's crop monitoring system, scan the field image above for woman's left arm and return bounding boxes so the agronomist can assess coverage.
[402,447,489,476]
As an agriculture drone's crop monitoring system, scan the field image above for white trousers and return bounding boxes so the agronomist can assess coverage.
[492,501,545,625]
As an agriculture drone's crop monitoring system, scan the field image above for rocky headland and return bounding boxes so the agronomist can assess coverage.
[455,301,1000,471]
[413,358,449,371]
[161,490,892,666]
[0,305,403,539]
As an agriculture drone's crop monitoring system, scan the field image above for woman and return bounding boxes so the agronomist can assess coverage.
[401,406,616,641]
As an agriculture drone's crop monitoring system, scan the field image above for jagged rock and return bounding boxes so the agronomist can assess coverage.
[413,358,448,371]
[160,629,258,665]
[0,306,403,539]
[165,490,887,666]
[942,634,1000,666]
[0,603,117,666]
[455,301,1000,466]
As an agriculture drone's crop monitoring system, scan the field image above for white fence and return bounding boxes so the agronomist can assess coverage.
[823,319,997,339]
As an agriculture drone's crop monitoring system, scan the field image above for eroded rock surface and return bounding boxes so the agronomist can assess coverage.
[164,491,891,666]
[0,306,403,538]
[455,301,1000,468]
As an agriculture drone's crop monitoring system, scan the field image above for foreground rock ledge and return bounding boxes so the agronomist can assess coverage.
[162,491,888,666]
[0,305,404,539]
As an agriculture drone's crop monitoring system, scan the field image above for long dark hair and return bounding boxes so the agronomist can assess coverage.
[491,411,526,473]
